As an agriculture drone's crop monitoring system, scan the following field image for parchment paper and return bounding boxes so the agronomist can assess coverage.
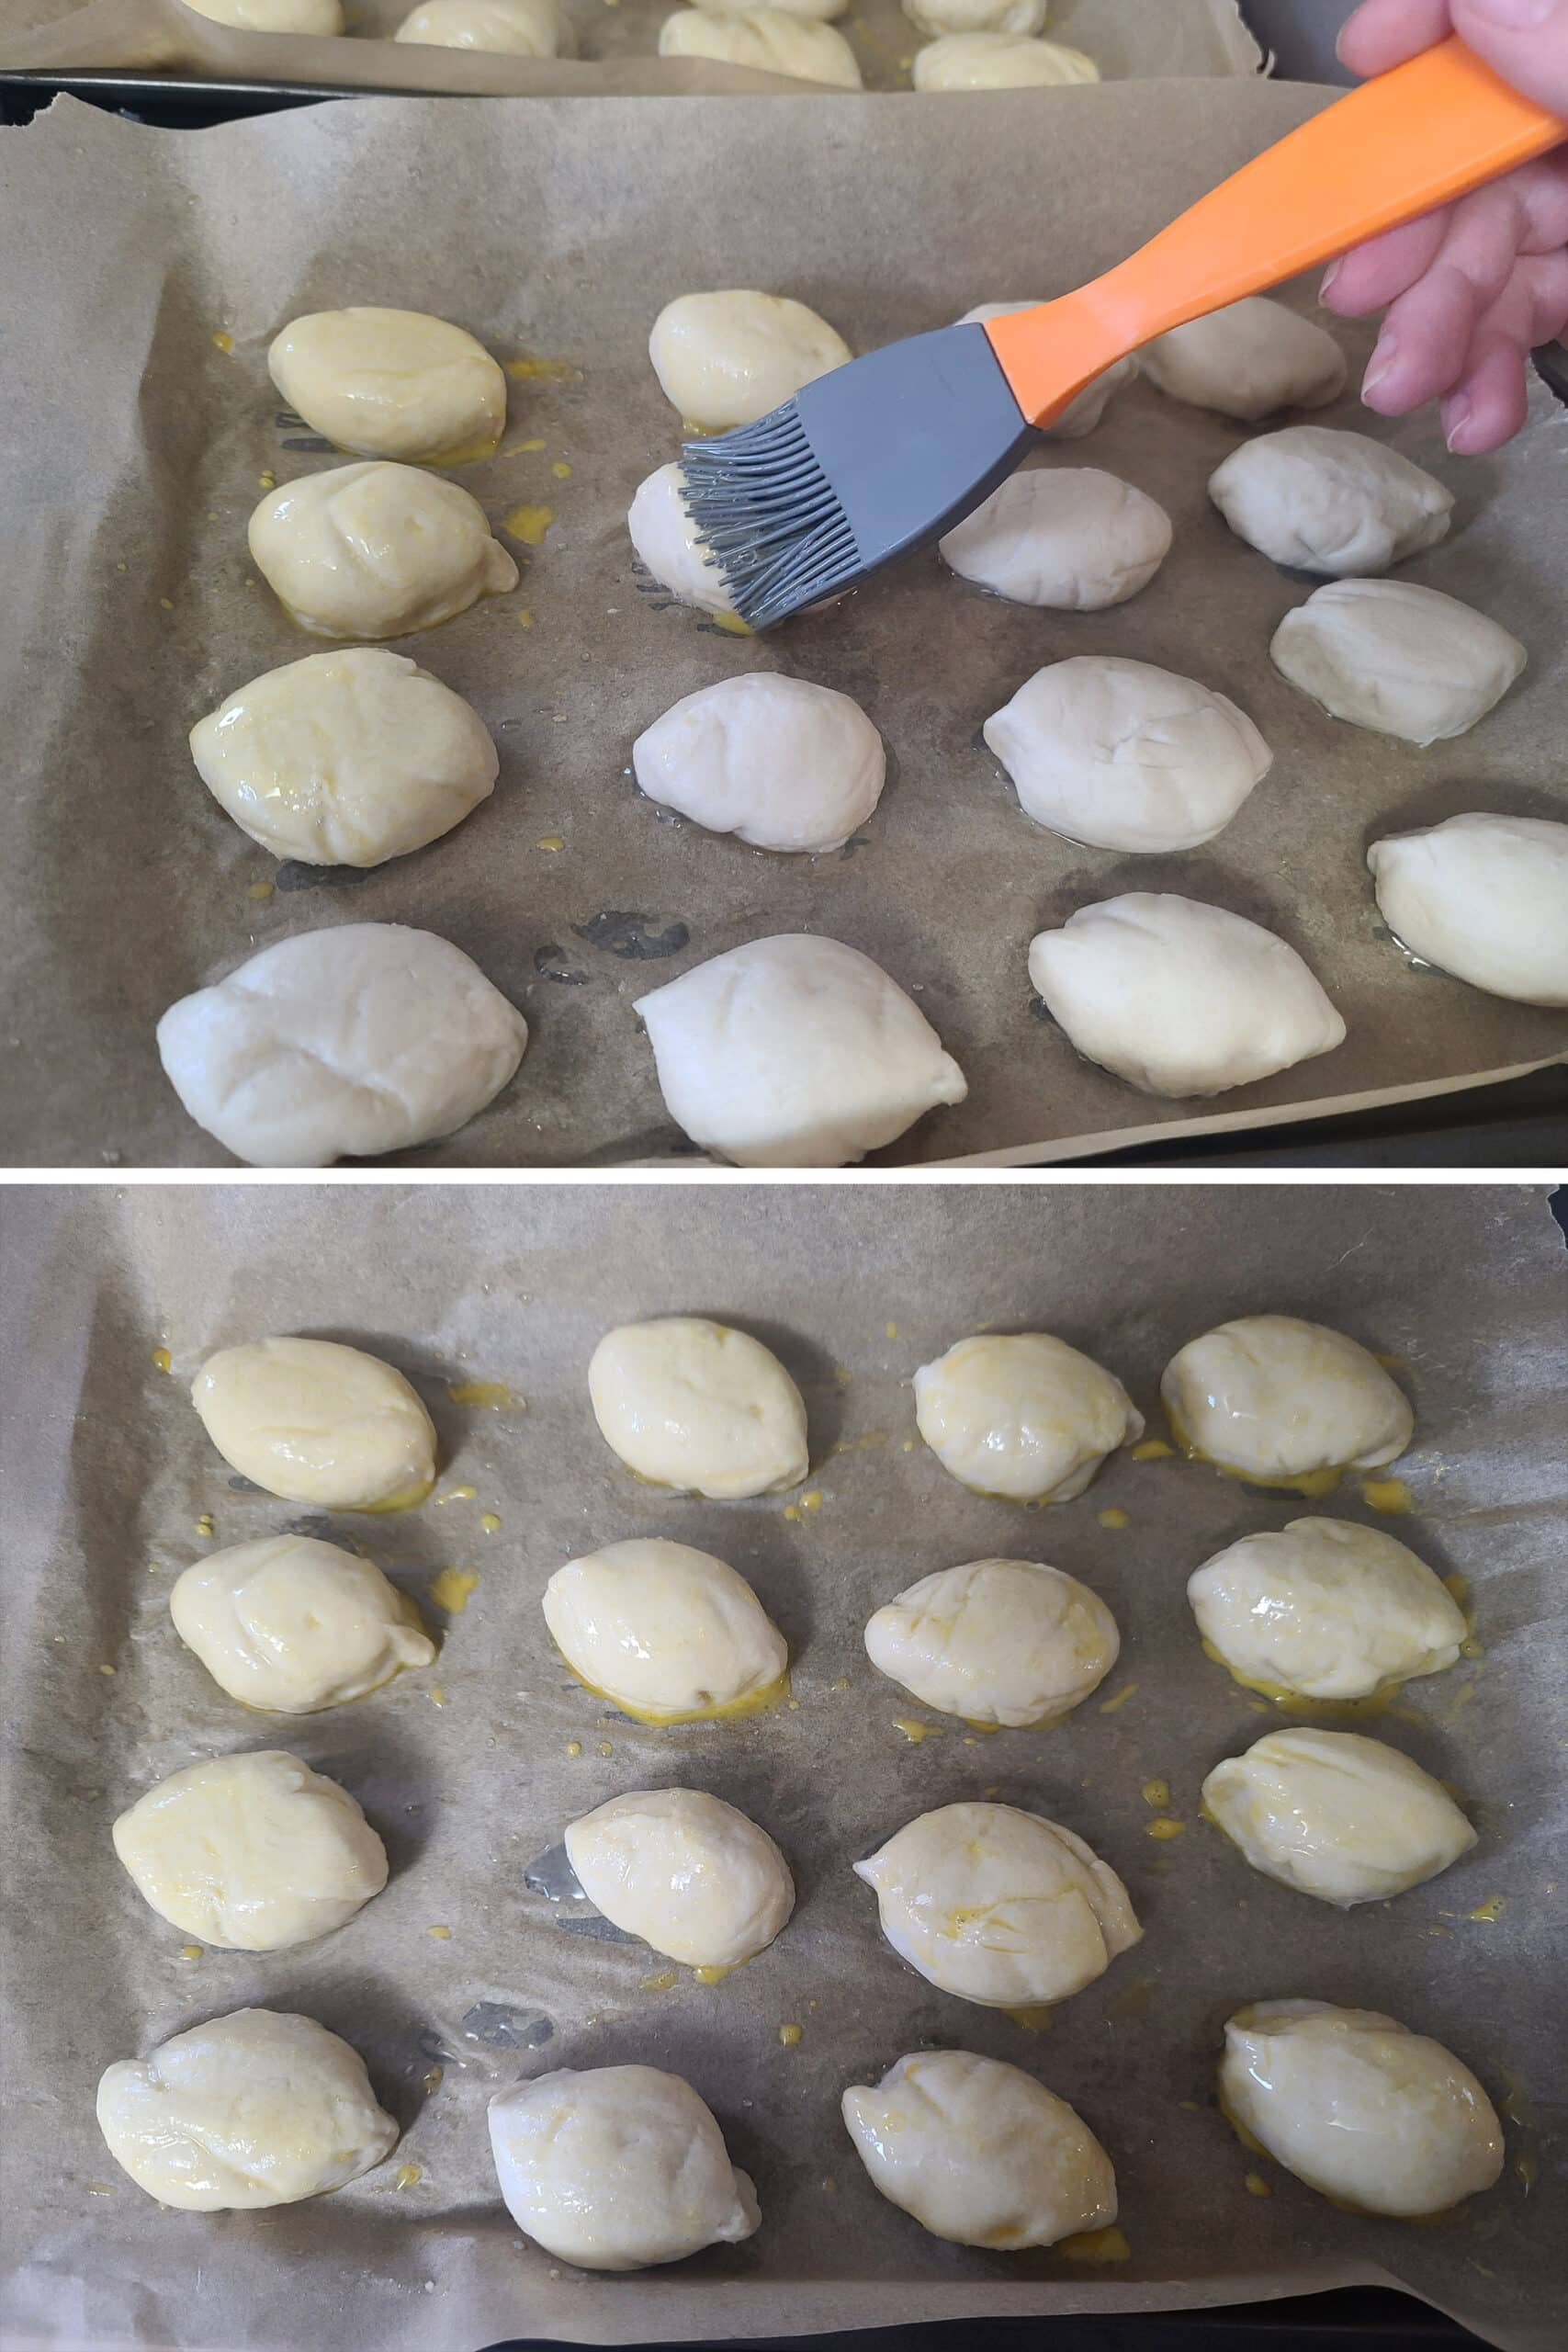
[2,1182,1564,2351]
[2,82,1565,1171]
[0,0,1261,97]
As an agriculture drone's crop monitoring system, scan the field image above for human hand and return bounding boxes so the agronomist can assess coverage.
[1321,0,1568,451]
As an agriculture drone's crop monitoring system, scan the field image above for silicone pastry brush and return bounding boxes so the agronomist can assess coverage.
[681,36,1562,629]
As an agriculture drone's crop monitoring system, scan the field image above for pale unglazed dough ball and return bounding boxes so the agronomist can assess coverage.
[490,2066,759,2270]
[1161,1314,1414,1483]
[1188,1518,1466,1702]
[908,0,1047,35]
[987,658,1270,854]
[913,1331,1143,1503]
[637,934,967,1168]
[394,0,562,51]
[1209,427,1451,577]
[842,2050,1116,2249]
[633,673,885,854]
[1140,296,1347,423]
[942,469,1170,610]
[649,290,851,431]
[1368,813,1568,1007]
[628,462,738,616]
[170,1535,435,1713]
[1219,2001,1504,2217]
[589,1317,809,1498]
[248,463,517,639]
[158,922,527,1167]
[1271,579,1526,744]
[1202,1728,1475,1907]
[914,33,1099,87]
[659,8,863,87]
[191,650,497,867]
[543,1537,787,1723]
[864,1558,1120,1728]
[1028,896,1345,1099]
[854,1801,1140,2007]
[97,2010,398,2211]
[181,0,343,28]
[565,1787,795,1966]
[193,1334,436,1509]
[112,1751,388,1950]
[958,307,1135,437]
[267,309,507,462]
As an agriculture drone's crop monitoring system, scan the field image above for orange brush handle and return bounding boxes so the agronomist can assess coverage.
[987,35,1565,426]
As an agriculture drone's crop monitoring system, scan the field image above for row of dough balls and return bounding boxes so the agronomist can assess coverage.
[186,0,569,55]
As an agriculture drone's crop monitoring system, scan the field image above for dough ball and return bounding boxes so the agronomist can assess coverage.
[987,657,1270,853]
[266,308,506,462]
[842,2050,1116,2249]
[1028,895,1344,1098]
[659,9,863,87]
[170,1535,434,1713]
[192,1333,436,1509]
[190,649,497,867]
[394,0,561,51]
[649,290,850,431]
[248,463,517,639]
[633,673,884,854]
[181,0,343,28]
[627,461,737,616]
[864,1557,1120,1728]
[1161,1314,1413,1483]
[913,1331,1143,1502]
[112,1751,388,1950]
[959,308,1135,436]
[1219,2001,1504,2217]
[1188,1517,1466,1703]
[913,32,1099,87]
[1202,1727,1475,1907]
[942,469,1170,610]
[1140,296,1346,423]
[907,0,1046,34]
[636,934,968,1167]
[589,1316,808,1498]
[854,1801,1140,2007]
[1368,813,1568,1007]
[564,1787,794,1966]
[1209,427,1451,577]
[96,2009,398,2211]
[1271,579,1526,744]
[157,922,526,1167]
[490,2066,759,2269]
[543,1537,787,1723]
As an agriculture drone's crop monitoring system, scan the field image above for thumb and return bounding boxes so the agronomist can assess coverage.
[1453,0,1568,115]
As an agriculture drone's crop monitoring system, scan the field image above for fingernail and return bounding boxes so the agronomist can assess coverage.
[1361,335,1399,400]
[1463,0,1556,28]
[1444,392,1474,450]
[1319,259,1342,301]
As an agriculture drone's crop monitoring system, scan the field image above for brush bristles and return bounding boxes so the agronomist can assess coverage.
[681,404,861,630]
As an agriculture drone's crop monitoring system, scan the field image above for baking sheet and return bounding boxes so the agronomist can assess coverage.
[1,1181,1564,2352]
[1,82,1565,1172]
[0,0,1261,97]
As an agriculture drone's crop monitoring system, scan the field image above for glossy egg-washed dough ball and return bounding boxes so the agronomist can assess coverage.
[490,2065,759,2269]
[112,1751,388,1950]
[1271,579,1525,743]
[627,461,737,616]
[248,463,517,639]
[182,0,343,28]
[1219,2001,1504,2217]
[942,469,1171,611]
[394,0,562,52]
[855,1801,1140,2007]
[565,1787,795,1967]
[1209,427,1451,577]
[170,1535,434,1713]
[659,9,863,87]
[1368,813,1568,1006]
[956,308,1134,439]
[914,33,1099,88]
[1139,296,1347,422]
[267,308,506,462]
[1188,1516,1465,1702]
[97,2009,398,2211]
[864,1557,1120,1728]
[190,649,496,867]
[633,673,885,854]
[649,290,850,431]
[543,1536,787,1723]
[1161,1313,1413,1483]
[193,1334,436,1508]
[913,1331,1142,1502]
[1202,1727,1475,1907]
[842,2049,1116,2249]
[589,1316,808,1498]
